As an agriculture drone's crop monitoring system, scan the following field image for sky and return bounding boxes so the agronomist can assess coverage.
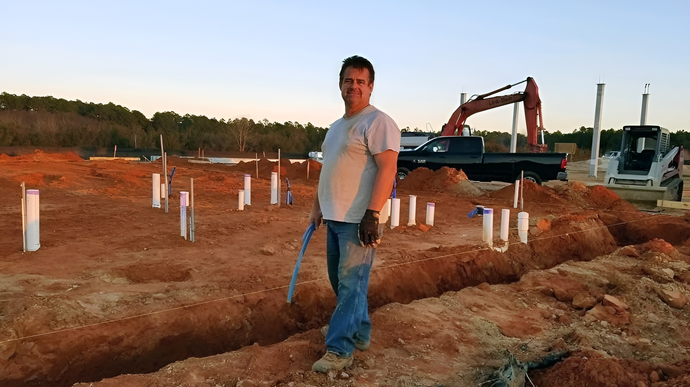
[1,1,689,135]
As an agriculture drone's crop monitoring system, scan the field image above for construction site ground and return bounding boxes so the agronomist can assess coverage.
[1,151,690,387]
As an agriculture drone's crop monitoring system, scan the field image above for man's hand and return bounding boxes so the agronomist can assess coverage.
[308,208,323,230]
[359,209,381,247]
[309,194,323,230]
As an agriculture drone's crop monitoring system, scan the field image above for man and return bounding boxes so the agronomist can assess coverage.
[308,55,400,373]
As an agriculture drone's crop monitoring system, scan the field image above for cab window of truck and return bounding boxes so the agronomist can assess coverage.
[421,139,447,153]
[449,137,483,155]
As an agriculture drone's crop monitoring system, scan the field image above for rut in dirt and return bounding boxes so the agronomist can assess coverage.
[5,210,690,387]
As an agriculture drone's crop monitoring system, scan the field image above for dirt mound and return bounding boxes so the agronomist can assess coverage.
[587,184,639,212]
[488,179,568,205]
[230,158,320,181]
[531,350,690,386]
[398,167,483,196]
[551,182,639,212]
[1,149,83,162]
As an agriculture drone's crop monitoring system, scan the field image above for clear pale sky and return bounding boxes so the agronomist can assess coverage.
[2,1,688,135]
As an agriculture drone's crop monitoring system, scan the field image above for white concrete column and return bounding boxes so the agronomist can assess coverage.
[511,102,519,153]
[640,84,650,125]
[589,83,605,178]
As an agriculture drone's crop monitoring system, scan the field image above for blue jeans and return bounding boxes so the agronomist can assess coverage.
[325,220,375,357]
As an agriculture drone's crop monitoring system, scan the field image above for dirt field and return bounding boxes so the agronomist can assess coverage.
[1,151,690,386]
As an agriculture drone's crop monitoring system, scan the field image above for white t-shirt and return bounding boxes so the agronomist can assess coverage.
[318,105,401,223]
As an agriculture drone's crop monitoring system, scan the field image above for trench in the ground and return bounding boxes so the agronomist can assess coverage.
[6,211,690,387]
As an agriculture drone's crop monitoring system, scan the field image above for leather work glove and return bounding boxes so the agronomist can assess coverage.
[359,209,381,247]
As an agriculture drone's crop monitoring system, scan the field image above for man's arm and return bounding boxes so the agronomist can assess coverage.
[358,149,398,247]
[308,191,323,229]
[368,150,399,211]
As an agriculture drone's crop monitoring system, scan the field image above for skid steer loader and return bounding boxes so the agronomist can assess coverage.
[604,125,684,202]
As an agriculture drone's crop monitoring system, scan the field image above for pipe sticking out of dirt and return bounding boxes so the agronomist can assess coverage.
[408,195,417,226]
[426,202,435,226]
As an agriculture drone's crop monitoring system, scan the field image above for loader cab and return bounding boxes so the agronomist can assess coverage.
[618,126,669,174]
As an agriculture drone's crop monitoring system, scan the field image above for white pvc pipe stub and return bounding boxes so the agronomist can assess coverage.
[270,172,278,204]
[482,207,494,247]
[426,202,435,226]
[501,209,510,242]
[238,190,245,211]
[518,211,529,244]
[26,189,40,251]
[380,199,390,225]
[407,195,417,226]
[180,191,188,239]
[390,198,401,228]
[152,173,161,208]
[244,174,251,205]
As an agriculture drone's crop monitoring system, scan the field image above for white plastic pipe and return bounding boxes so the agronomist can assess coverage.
[244,174,251,205]
[180,191,188,239]
[426,202,435,226]
[482,207,494,247]
[407,195,417,226]
[270,172,278,204]
[161,183,166,199]
[380,199,390,225]
[238,190,245,211]
[513,180,520,208]
[152,173,161,208]
[501,209,510,242]
[518,211,529,244]
[390,198,401,228]
[26,189,40,251]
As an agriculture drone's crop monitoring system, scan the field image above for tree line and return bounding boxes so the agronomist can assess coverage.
[475,126,690,155]
[0,93,328,155]
[403,125,690,155]
[3,92,689,156]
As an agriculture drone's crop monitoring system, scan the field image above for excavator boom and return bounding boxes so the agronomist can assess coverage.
[441,77,547,152]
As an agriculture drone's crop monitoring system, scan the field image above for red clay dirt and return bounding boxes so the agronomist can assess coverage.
[0,151,689,386]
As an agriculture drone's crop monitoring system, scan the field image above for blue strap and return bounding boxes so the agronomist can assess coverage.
[287,222,316,303]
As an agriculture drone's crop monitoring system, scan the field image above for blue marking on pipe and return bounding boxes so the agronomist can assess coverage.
[287,222,316,303]
[286,178,294,205]
[168,167,176,196]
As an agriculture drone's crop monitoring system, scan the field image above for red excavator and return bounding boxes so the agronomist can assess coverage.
[441,77,548,153]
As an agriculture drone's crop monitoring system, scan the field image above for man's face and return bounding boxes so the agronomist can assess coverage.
[339,66,373,109]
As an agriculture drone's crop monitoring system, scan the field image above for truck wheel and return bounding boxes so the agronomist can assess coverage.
[675,181,684,201]
[397,167,410,180]
[520,171,543,185]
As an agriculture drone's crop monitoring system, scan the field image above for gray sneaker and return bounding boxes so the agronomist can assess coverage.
[312,351,353,373]
[320,325,370,351]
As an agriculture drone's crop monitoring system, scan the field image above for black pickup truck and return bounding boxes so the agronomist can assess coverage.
[397,136,568,185]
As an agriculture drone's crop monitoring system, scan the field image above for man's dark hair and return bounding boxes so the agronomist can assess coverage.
[339,55,375,85]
